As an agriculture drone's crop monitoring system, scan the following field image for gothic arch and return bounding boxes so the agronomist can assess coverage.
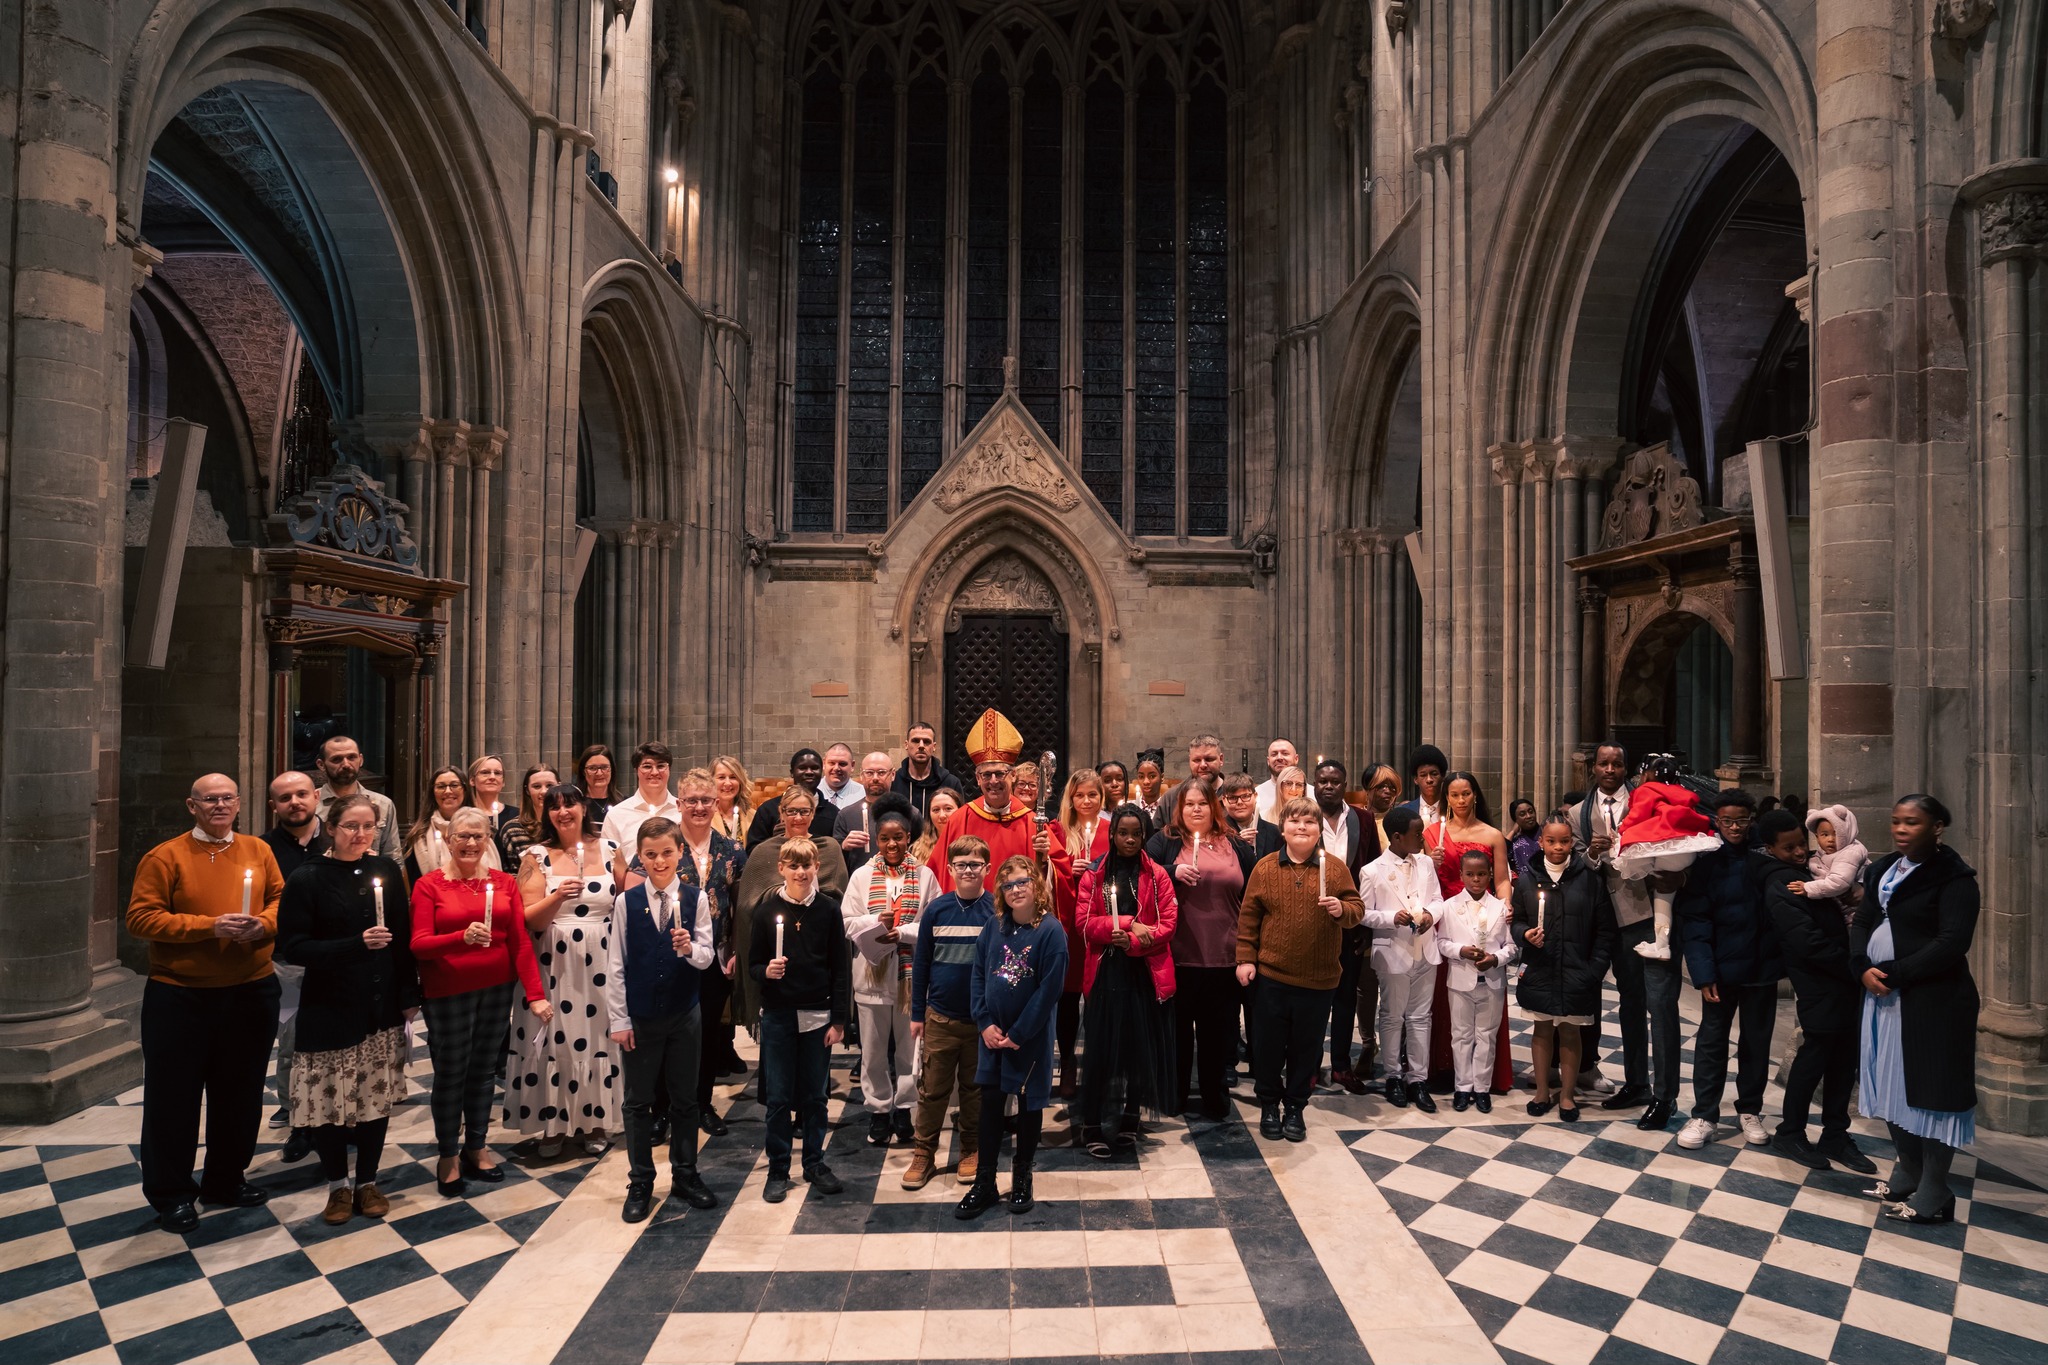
[1472,0,1817,457]
[893,501,1118,762]
[1609,600,1735,736]
[1324,269,1423,532]
[119,0,525,434]
[582,258,694,524]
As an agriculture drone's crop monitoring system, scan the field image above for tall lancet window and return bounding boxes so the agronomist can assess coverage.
[785,1,1237,541]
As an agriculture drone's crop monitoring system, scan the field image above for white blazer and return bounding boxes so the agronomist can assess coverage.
[1433,890,1516,993]
[1361,851,1442,974]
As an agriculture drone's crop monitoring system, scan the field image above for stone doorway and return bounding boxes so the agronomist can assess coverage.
[943,614,1070,785]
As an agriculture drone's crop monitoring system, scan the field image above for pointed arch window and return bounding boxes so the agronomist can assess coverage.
[785,1,1236,541]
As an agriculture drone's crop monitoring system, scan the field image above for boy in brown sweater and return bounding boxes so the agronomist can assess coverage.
[1237,797,1365,1142]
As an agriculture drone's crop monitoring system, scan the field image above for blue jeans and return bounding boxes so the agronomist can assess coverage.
[760,1009,831,1176]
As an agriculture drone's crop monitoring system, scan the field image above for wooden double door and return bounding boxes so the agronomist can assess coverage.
[943,614,1069,788]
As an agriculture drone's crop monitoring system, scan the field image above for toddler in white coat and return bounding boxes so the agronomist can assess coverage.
[1434,850,1517,1114]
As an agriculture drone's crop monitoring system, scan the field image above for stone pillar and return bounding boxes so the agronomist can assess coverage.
[1718,539,1770,792]
[1528,446,1555,809]
[465,428,505,759]
[0,0,142,1120]
[1576,579,1607,756]
[1492,446,1522,800]
[1959,157,2048,1134]
[1810,0,1899,815]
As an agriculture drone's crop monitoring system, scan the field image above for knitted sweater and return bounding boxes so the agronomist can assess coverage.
[1235,848,1365,990]
[910,892,994,1021]
[126,833,284,987]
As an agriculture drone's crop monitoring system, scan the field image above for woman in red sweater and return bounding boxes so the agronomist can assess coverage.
[411,807,550,1195]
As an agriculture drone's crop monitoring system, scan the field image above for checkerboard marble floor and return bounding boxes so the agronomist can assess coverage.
[2,984,2046,1365]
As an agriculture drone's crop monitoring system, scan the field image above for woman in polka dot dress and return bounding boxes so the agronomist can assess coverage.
[507,783,621,1158]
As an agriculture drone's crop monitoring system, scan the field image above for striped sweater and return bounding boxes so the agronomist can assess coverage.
[909,892,995,1021]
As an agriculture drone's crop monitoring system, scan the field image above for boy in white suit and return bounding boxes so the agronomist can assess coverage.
[1434,849,1517,1114]
[1361,807,1441,1112]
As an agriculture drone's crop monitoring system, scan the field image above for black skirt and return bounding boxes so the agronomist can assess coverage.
[1079,950,1176,1124]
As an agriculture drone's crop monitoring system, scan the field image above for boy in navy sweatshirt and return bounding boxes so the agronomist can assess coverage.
[606,818,718,1223]
[902,835,995,1190]
[749,837,850,1203]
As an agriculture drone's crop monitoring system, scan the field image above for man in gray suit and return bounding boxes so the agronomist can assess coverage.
[1571,743,1680,1130]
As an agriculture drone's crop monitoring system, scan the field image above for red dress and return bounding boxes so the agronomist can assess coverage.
[1424,828,1514,1094]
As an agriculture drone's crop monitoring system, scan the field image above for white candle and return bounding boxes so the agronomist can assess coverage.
[241,868,253,918]
[775,913,785,959]
[1537,889,1547,939]
[1318,849,1327,900]
[575,841,584,872]
[1191,830,1201,872]
[1107,880,1120,933]
[481,880,494,934]
[372,877,385,929]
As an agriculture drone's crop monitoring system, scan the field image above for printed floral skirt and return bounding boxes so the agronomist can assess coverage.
[289,1025,408,1129]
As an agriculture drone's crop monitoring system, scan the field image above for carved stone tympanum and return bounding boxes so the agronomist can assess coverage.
[932,407,1081,513]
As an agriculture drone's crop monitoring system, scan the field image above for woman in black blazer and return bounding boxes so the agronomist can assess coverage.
[1853,793,1979,1226]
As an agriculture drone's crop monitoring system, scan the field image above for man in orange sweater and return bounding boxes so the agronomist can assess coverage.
[126,773,286,1232]
[1236,797,1365,1143]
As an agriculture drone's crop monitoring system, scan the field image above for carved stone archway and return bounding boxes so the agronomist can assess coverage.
[899,511,1111,767]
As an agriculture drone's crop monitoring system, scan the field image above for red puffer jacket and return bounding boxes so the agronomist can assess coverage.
[1075,856,1179,1003]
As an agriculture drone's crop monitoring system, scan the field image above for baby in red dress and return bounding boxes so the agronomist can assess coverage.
[1613,760,1720,959]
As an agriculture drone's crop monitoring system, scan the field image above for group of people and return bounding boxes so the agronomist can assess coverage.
[126,719,1983,1236]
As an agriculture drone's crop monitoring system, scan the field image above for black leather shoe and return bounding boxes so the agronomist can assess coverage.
[281,1128,314,1164]
[651,1116,671,1146]
[1637,1099,1674,1131]
[804,1164,844,1195]
[956,1180,1002,1219]
[1602,1084,1652,1110]
[1452,1091,1471,1113]
[1006,1168,1035,1215]
[1412,1088,1438,1114]
[701,1111,729,1137]
[460,1154,505,1184]
[1474,1093,1492,1114]
[1280,1106,1307,1143]
[1770,1132,1830,1171]
[157,1201,199,1234]
[1816,1135,1878,1175]
[1557,1103,1581,1123]
[1384,1078,1411,1107]
[763,1175,792,1203]
[673,1171,718,1209]
[199,1182,270,1208]
[1259,1104,1283,1140]
[622,1185,654,1223]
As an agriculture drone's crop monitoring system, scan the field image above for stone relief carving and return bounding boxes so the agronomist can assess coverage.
[1597,443,1706,550]
[910,517,1101,644]
[1933,0,1996,41]
[932,408,1081,513]
[946,553,1063,631]
[1978,188,2048,262]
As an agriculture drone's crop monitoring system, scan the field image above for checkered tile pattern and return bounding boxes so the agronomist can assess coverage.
[0,1052,600,1365]
[1351,1118,2048,1365]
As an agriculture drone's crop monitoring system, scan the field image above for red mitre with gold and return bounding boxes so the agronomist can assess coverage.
[964,708,1024,767]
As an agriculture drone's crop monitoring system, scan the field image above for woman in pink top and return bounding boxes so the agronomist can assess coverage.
[1146,777,1257,1119]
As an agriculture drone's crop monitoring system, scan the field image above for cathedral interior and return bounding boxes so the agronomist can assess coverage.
[3,1,2048,1361]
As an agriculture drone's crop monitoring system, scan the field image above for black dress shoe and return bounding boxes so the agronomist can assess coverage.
[1885,1196,1956,1226]
[673,1171,718,1209]
[1474,1093,1492,1114]
[956,1180,1002,1220]
[157,1201,199,1233]
[1259,1105,1284,1140]
[651,1116,671,1146]
[1452,1091,1471,1113]
[701,1111,729,1137]
[1384,1078,1410,1107]
[1412,1088,1438,1115]
[1637,1099,1674,1131]
[804,1164,844,1195]
[1770,1132,1830,1171]
[763,1175,792,1203]
[622,1185,654,1223]
[460,1154,505,1184]
[1006,1168,1035,1215]
[1816,1135,1878,1175]
[281,1128,314,1164]
[1602,1084,1652,1111]
[199,1182,269,1208]
[1280,1106,1307,1143]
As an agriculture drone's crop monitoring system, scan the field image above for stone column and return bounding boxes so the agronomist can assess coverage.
[1960,157,2048,1134]
[1810,0,1899,814]
[1528,445,1555,808]
[1492,446,1522,798]
[465,428,505,759]
[1576,579,1607,756]
[1725,539,1765,776]
[0,0,142,1120]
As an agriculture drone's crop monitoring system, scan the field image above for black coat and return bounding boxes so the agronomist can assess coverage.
[277,854,420,1054]
[1511,855,1615,1019]
[1854,845,1980,1114]
[1764,861,1858,1033]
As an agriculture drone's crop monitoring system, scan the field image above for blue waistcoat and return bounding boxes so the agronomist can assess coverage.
[621,882,702,1021]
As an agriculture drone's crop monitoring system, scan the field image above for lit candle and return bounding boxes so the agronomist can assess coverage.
[1318,848,1327,901]
[481,880,494,934]
[1537,889,1547,939]
[1107,880,1120,934]
[1191,830,1201,870]
[775,913,785,959]
[240,868,253,918]
[575,841,584,872]
[372,877,385,929]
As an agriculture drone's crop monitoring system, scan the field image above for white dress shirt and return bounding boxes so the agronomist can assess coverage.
[1361,850,1443,973]
[601,789,680,857]
[604,879,715,1032]
[1433,889,1517,992]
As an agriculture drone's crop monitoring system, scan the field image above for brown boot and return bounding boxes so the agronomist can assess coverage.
[353,1184,390,1218]
[956,1151,980,1185]
[322,1187,356,1226]
[901,1151,936,1190]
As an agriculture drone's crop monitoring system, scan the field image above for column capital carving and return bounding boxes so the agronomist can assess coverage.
[1523,441,1556,484]
[1554,434,1628,483]
[1488,442,1527,486]
[1962,158,2048,263]
[428,418,473,466]
[329,416,429,467]
[127,235,164,291]
[466,427,508,471]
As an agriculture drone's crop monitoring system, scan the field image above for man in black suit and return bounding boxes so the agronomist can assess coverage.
[262,771,331,1164]
[1316,759,1382,1093]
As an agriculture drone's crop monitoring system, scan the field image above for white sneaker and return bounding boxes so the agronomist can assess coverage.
[1578,1073,1618,1096]
[1739,1113,1770,1146]
[1634,940,1672,960]
[1676,1117,1716,1149]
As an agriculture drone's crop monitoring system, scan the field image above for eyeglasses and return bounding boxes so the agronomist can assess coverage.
[192,795,238,806]
[448,833,489,844]
[335,821,379,835]
[1000,879,1032,892]
[950,860,987,871]
[681,797,716,807]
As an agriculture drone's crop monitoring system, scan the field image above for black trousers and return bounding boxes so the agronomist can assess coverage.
[1611,918,1683,1102]
[140,975,282,1210]
[1174,967,1241,1114]
[696,970,734,1106]
[1327,928,1375,1074]
[624,1006,703,1187]
[1777,1025,1857,1141]
[1690,982,1777,1121]
[1251,976,1333,1107]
